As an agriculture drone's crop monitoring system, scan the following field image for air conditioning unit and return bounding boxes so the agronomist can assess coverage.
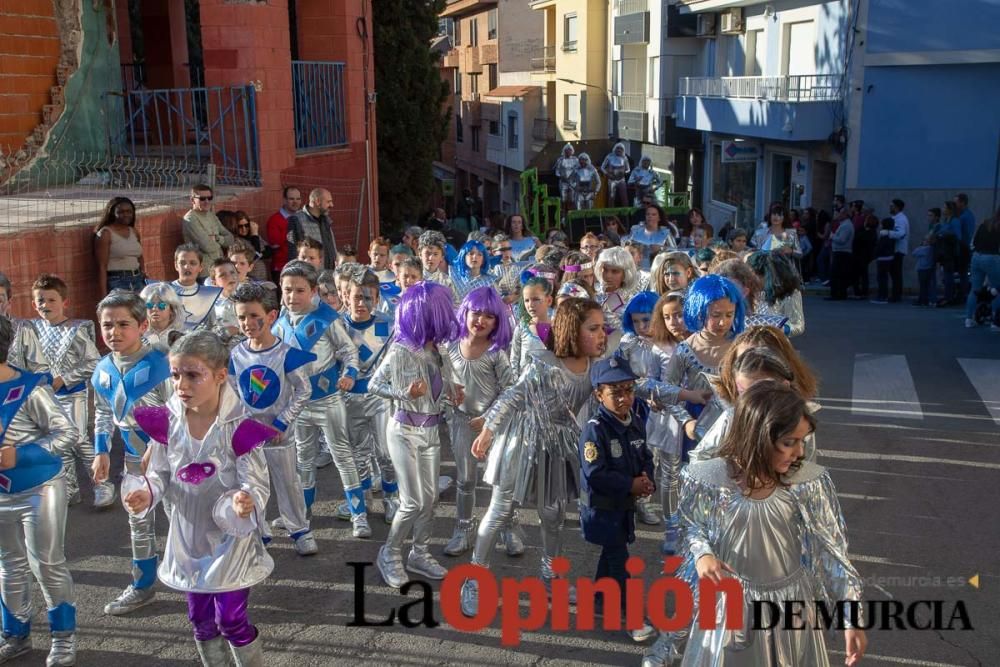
[696,13,717,38]
[720,8,744,34]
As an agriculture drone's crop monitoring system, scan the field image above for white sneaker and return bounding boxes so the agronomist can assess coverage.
[377,545,408,588]
[46,632,75,666]
[293,531,319,556]
[334,501,352,521]
[965,318,977,328]
[382,496,399,524]
[406,549,447,579]
[460,578,478,617]
[93,483,116,509]
[629,620,657,642]
[351,514,372,538]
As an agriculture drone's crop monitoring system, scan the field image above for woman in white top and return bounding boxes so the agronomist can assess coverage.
[95,197,145,294]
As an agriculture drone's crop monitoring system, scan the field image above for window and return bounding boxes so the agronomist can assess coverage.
[745,30,764,76]
[471,127,480,152]
[487,64,498,91]
[711,144,757,232]
[470,74,479,96]
[453,70,462,95]
[489,120,500,136]
[507,113,519,149]
[469,17,479,47]
[563,14,578,51]
[649,56,660,98]
[563,93,579,129]
[457,116,464,143]
[488,9,498,40]
[782,21,815,76]
[454,17,461,45]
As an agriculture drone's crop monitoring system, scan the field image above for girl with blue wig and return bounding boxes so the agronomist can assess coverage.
[443,286,522,557]
[369,282,463,589]
[451,240,497,301]
[618,292,712,535]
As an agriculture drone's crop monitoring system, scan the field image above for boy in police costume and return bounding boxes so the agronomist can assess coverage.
[578,355,656,642]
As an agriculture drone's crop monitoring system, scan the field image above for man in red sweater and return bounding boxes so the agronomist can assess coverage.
[265,186,303,274]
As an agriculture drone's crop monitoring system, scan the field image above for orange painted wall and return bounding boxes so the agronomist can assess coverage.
[0,0,60,149]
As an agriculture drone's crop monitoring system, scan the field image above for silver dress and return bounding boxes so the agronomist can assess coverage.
[424,269,458,303]
[0,373,76,636]
[229,339,313,537]
[553,145,578,203]
[137,386,274,593]
[369,343,456,557]
[447,343,514,527]
[596,284,640,333]
[451,272,497,302]
[92,345,172,590]
[143,320,184,352]
[600,144,631,207]
[488,261,523,300]
[677,458,863,667]
[690,402,821,464]
[570,156,601,211]
[474,350,592,577]
[343,312,397,497]
[509,321,549,379]
[754,291,806,338]
[171,281,222,331]
[625,224,677,271]
[273,302,361,515]
[7,317,49,375]
[663,341,728,441]
[31,318,104,500]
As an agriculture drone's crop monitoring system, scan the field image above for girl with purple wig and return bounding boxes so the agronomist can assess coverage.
[443,286,519,556]
[368,282,463,588]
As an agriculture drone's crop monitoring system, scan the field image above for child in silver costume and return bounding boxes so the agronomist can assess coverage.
[451,240,498,302]
[30,274,110,507]
[0,272,50,375]
[172,244,222,332]
[340,267,400,525]
[228,283,318,556]
[443,286,517,557]
[594,246,641,336]
[126,331,274,667]
[461,298,608,617]
[0,315,78,666]
[643,383,866,667]
[91,291,173,617]
[272,262,364,536]
[369,282,462,589]
[418,230,457,301]
[509,275,555,378]
[139,282,185,351]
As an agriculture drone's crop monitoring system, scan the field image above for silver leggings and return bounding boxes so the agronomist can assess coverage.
[657,451,682,523]
[384,420,440,554]
[295,395,360,493]
[471,461,565,576]
[0,478,74,625]
[262,441,309,536]
[449,413,479,524]
[124,453,156,561]
[55,393,102,498]
[344,394,396,489]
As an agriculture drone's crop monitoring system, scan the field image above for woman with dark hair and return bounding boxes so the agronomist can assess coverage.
[747,250,805,336]
[625,204,678,271]
[964,209,1000,329]
[683,207,713,243]
[95,196,145,294]
[602,216,627,246]
[503,213,539,261]
[752,204,801,258]
[232,211,271,281]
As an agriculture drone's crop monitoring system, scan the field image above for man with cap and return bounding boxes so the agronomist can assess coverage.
[578,353,656,642]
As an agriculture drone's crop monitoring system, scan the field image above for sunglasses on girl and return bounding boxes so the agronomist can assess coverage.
[146,301,170,311]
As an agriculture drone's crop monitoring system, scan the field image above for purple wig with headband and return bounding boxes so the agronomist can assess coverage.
[683,274,746,337]
[456,286,513,352]
[395,281,461,350]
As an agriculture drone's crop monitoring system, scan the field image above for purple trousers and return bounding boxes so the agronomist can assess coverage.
[186,588,257,647]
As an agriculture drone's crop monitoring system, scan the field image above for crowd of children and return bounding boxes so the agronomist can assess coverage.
[0,193,871,666]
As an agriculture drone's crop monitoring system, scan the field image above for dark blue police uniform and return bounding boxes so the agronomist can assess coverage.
[578,355,655,621]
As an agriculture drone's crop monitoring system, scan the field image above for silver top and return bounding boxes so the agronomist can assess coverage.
[171,281,222,331]
[92,345,173,453]
[31,318,100,389]
[369,342,456,417]
[343,313,395,379]
[143,384,274,593]
[0,374,75,457]
[509,322,548,379]
[447,342,514,416]
[8,318,50,375]
[228,339,312,430]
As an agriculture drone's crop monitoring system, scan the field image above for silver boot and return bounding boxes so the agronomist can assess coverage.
[351,513,372,538]
[443,520,475,557]
[229,634,263,667]
[636,496,661,525]
[377,545,409,588]
[195,636,229,667]
[382,495,399,524]
[46,632,75,667]
[497,510,526,556]
[0,634,31,663]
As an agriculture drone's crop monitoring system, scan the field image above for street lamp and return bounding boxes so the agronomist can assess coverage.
[555,78,616,140]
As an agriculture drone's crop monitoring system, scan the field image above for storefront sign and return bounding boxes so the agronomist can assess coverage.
[721,141,762,163]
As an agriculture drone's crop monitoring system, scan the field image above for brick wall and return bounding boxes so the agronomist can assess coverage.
[0,0,61,150]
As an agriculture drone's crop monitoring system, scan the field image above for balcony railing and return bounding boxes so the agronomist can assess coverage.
[292,61,348,152]
[679,75,843,102]
[120,63,145,92]
[613,92,646,113]
[614,0,648,16]
[104,84,260,185]
[530,45,556,72]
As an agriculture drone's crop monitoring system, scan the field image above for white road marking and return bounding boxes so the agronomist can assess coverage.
[851,354,923,420]
[838,492,889,501]
[820,449,1000,470]
[824,465,965,481]
[829,651,970,667]
[848,553,923,569]
[957,358,1000,425]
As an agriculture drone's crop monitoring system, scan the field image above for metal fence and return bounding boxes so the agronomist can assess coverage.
[613,92,646,113]
[614,0,648,16]
[104,84,261,186]
[292,61,348,152]
[120,63,145,92]
[679,74,843,102]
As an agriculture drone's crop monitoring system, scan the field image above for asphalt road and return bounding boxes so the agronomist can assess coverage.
[15,296,1000,666]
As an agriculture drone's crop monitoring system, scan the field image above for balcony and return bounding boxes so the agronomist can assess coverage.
[532,117,556,142]
[613,93,646,142]
[479,43,498,65]
[442,48,460,68]
[613,0,649,44]
[463,46,482,73]
[530,45,556,72]
[677,74,844,141]
[292,61,348,153]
